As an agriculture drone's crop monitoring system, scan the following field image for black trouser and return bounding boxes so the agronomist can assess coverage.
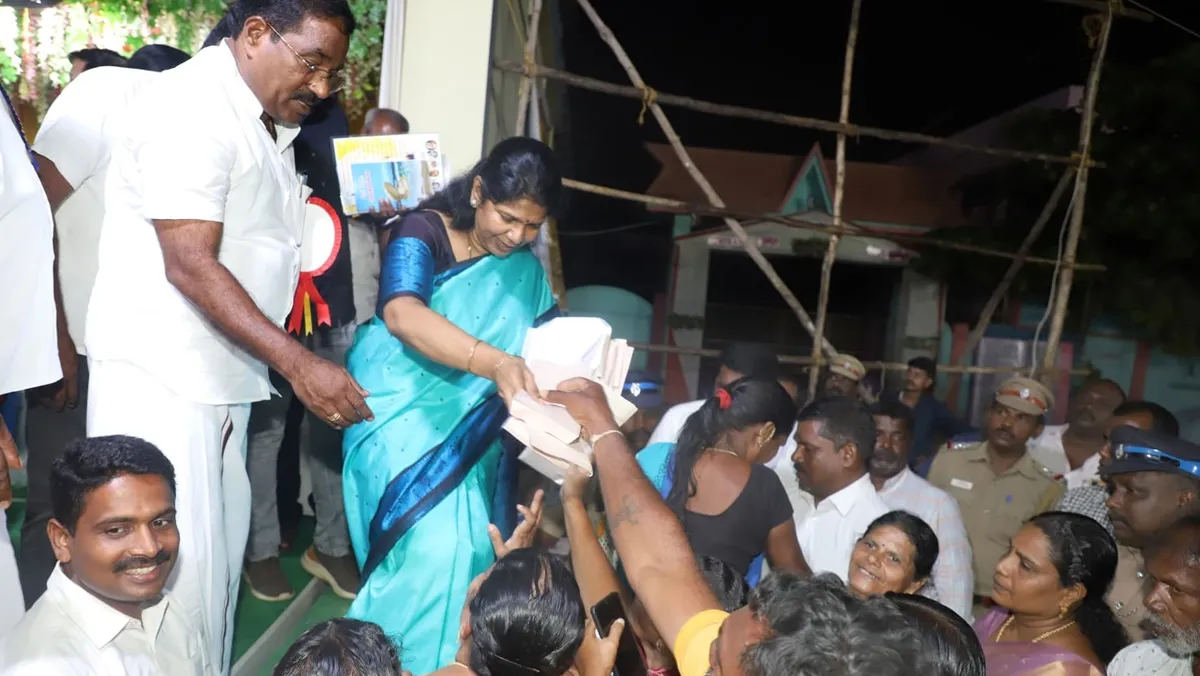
[18,359,88,608]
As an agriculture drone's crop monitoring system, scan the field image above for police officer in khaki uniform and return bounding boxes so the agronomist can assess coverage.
[822,353,866,399]
[1100,425,1200,642]
[928,377,1065,612]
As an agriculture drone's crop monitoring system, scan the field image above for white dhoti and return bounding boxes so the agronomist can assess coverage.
[86,359,251,673]
[0,511,24,635]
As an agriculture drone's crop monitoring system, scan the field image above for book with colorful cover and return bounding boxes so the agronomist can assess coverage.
[331,133,448,216]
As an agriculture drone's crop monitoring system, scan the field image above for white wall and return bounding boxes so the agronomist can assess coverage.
[398,0,496,171]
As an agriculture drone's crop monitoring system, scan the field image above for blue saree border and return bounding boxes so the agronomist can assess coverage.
[361,303,562,581]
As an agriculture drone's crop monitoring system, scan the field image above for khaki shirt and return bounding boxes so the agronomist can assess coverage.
[929,442,1065,597]
[1107,544,1148,642]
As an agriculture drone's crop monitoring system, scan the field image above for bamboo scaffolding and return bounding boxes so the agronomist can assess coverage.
[629,343,1094,376]
[809,0,862,398]
[493,61,1106,170]
[510,0,568,309]
[1041,8,1115,377]
[574,0,836,356]
[1043,0,1152,20]
[560,177,1107,272]
[957,168,1076,366]
[513,0,543,137]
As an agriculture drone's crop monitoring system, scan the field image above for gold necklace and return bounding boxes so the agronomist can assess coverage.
[996,614,1077,643]
[704,447,741,459]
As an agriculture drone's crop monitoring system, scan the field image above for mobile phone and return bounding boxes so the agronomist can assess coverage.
[590,592,648,676]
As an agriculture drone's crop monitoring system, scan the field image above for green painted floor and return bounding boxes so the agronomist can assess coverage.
[7,488,351,675]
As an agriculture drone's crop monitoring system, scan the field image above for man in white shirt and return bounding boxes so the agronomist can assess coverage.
[0,82,62,634]
[21,58,179,609]
[791,397,889,580]
[1028,378,1124,490]
[0,435,211,675]
[85,3,364,669]
[869,399,974,619]
[1108,515,1199,676]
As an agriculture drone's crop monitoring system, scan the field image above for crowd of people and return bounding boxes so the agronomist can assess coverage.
[1,0,1199,675]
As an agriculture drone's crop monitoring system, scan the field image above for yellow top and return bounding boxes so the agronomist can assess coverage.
[673,610,729,676]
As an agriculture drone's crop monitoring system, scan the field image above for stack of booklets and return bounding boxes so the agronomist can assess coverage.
[502,317,637,483]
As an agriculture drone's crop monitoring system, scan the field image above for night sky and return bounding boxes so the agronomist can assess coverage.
[553,0,1200,302]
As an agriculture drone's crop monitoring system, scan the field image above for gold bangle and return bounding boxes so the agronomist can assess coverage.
[492,354,514,378]
[466,339,483,374]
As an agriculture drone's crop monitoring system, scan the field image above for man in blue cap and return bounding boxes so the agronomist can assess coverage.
[1101,426,1200,642]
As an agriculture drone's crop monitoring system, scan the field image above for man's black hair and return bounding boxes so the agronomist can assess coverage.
[229,0,357,39]
[68,48,128,71]
[127,44,190,72]
[50,435,176,534]
[718,342,780,380]
[797,397,878,466]
[1112,400,1180,436]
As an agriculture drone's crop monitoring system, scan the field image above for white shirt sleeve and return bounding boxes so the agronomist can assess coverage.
[646,402,694,446]
[134,99,236,223]
[32,70,113,189]
[928,493,975,621]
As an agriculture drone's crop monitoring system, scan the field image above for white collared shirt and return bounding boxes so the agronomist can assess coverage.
[0,565,212,675]
[0,87,59,395]
[1029,424,1101,490]
[86,41,307,405]
[1108,640,1194,676]
[795,473,889,581]
[877,468,974,619]
[647,399,800,471]
[33,66,161,356]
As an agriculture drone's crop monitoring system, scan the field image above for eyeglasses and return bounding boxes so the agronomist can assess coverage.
[267,23,346,93]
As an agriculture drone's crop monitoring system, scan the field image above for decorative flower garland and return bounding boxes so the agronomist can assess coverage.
[0,0,384,118]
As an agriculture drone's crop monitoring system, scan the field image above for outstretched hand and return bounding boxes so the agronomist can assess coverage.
[488,489,544,558]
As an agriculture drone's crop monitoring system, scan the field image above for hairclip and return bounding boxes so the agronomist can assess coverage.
[491,654,542,674]
[716,388,733,410]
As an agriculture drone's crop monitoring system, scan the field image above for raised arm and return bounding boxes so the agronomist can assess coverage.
[547,380,720,648]
[560,468,623,609]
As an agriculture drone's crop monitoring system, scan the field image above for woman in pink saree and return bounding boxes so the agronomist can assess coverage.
[974,512,1129,675]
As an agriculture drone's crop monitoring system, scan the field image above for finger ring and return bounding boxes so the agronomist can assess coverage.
[327,412,344,424]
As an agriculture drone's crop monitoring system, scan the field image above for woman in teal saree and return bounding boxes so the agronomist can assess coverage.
[342,137,561,674]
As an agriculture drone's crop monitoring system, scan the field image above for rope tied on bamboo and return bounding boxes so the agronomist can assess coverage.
[522,55,536,76]
[637,85,657,125]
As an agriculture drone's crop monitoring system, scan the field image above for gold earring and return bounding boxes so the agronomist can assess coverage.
[1058,604,1069,619]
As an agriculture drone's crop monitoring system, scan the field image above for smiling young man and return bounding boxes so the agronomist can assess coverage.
[0,435,211,675]
[83,1,364,669]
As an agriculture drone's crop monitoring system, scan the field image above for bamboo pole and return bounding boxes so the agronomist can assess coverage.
[1042,0,1152,20]
[1041,8,1114,376]
[513,0,543,137]
[493,61,1105,170]
[957,168,1076,366]
[628,343,1094,376]
[559,177,1107,272]
[574,0,835,355]
[809,0,862,398]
